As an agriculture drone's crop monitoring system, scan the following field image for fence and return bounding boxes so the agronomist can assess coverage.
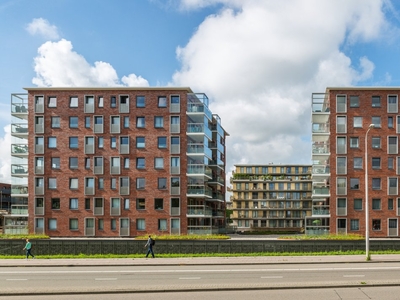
[2,239,400,256]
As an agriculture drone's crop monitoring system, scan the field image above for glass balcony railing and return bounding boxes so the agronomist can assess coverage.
[187,123,212,140]
[312,122,329,133]
[187,164,212,177]
[187,205,212,216]
[313,187,330,195]
[187,186,213,197]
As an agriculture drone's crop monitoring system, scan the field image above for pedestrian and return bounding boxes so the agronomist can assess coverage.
[144,235,155,258]
[23,238,35,259]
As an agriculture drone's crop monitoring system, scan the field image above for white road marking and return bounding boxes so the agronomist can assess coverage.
[6,279,28,281]
[0,266,399,275]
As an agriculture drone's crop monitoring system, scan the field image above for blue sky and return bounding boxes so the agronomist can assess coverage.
[1,0,400,183]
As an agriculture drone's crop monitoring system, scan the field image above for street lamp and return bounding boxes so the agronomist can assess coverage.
[365,123,374,261]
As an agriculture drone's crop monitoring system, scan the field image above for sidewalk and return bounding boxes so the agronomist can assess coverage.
[2,254,400,267]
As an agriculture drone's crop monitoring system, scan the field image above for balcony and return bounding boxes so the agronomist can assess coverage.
[187,205,212,216]
[187,186,212,197]
[11,165,28,176]
[187,164,212,178]
[312,206,330,216]
[312,122,329,134]
[187,123,212,140]
[313,186,330,196]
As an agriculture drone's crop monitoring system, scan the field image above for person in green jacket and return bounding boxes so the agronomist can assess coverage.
[23,239,35,259]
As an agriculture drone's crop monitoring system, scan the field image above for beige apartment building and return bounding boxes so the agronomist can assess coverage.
[230,164,312,232]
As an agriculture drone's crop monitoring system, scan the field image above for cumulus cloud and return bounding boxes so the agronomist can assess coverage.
[26,18,60,40]
[0,125,12,184]
[32,39,149,87]
[172,0,389,183]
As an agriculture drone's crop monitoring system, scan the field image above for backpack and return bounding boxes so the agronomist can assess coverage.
[151,238,155,246]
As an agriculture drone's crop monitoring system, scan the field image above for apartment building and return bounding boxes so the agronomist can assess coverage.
[9,87,228,236]
[308,87,400,237]
[230,164,312,233]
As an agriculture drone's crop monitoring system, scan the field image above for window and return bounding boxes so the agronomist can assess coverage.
[388,116,394,128]
[70,178,78,189]
[70,97,78,107]
[336,116,346,133]
[124,157,130,169]
[350,137,359,148]
[336,95,346,112]
[158,137,167,148]
[136,96,145,107]
[372,96,381,107]
[110,96,116,108]
[389,177,398,194]
[98,137,104,148]
[154,157,164,169]
[124,198,130,210]
[350,178,359,190]
[137,117,145,128]
[136,137,145,148]
[85,157,90,169]
[158,178,167,189]
[154,116,164,128]
[48,219,57,230]
[354,198,362,210]
[85,116,91,128]
[372,116,381,128]
[111,177,117,189]
[69,198,78,210]
[48,178,57,189]
[388,95,398,113]
[337,137,346,154]
[388,136,398,154]
[51,198,60,209]
[48,96,57,107]
[372,219,381,231]
[388,198,394,210]
[51,157,60,169]
[69,157,78,169]
[69,219,78,230]
[350,96,359,107]
[98,219,104,230]
[155,198,163,210]
[137,219,145,230]
[136,198,145,210]
[372,137,381,149]
[372,199,381,210]
[158,219,167,231]
[69,137,78,149]
[123,116,129,128]
[98,96,104,108]
[388,157,394,169]
[137,158,145,169]
[48,137,57,148]
[336,157,346,174]
[350,219,359,231]
[98,178,104,189]
[171,95,180,104]
[354,157,362,169]
[69,116,78,128]
[371,157,381,169]
[110,137,117,149]
[158,96,167,107]
[372,178,381,190]
[85,198,91,210]
[137,178,145,189]
[353,117,362,128]
[51,116,60,128]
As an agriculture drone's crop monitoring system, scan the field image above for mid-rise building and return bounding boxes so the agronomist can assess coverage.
[9,87,228,236]
[308,87,400,237]
[230,164,312,232]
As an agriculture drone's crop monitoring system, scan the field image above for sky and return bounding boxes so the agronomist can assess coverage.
[1,0,400,185]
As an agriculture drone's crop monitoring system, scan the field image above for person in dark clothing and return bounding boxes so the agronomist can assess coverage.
[144,235,155,258]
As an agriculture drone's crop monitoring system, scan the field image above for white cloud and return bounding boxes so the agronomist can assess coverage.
[32,39,149,87]
[172,0,389,184]
[0,125,11,184]
[26,18,60,40]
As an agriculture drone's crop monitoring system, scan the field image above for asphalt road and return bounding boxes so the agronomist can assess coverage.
[2,262,400,296]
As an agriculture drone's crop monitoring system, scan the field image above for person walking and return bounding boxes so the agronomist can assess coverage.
[144,235,155,258]
[23,238,35,259]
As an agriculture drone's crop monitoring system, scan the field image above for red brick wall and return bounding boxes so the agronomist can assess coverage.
[27,88,190,237]
[329,88,399,237]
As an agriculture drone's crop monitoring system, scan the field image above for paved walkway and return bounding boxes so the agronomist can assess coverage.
[2,254,400,267]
